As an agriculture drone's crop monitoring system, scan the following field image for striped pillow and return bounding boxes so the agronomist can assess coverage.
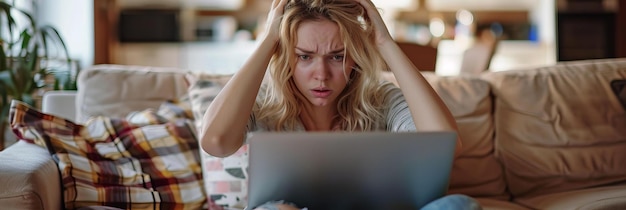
[9,100,206,209]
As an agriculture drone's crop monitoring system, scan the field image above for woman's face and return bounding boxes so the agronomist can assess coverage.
[293,19,355,108]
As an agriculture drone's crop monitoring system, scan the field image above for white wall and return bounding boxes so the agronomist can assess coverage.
[35,0,94,69]
[530,0,557,65]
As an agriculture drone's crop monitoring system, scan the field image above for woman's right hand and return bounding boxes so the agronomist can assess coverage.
[355,0,394,47]
[263,0,289,42]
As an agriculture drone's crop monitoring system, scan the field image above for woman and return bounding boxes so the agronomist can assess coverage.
[200,0,481,209]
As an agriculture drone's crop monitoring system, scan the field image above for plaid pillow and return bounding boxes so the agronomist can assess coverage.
[9,100,206,209]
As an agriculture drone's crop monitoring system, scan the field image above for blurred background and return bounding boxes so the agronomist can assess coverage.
[27,0,626,75]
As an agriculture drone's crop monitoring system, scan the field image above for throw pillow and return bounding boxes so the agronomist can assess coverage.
[611,79,626,109]
[185,72,230,129]
[185,73,249,210]
[157,94,195,122]
[9,100,206,209]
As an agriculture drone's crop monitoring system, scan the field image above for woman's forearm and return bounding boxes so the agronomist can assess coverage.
[200,38,277,157]
[378,41,456,131]
[377,41,461,155]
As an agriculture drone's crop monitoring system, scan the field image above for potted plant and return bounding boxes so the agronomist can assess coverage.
[0,1,74,150]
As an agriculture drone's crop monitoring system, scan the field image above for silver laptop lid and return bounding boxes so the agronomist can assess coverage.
[246,131,457,210]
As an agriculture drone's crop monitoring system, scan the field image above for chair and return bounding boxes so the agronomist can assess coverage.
[396,41,438,72]
[459,30,499,75]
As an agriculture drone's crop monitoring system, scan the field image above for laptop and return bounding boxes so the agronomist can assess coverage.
[246,131,458,210]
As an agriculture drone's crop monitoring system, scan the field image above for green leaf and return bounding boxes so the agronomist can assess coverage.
[0,81,8,124]
[0,44,6,71]
[0,2,17,45]
[53,70,78,91]
[20,93,33,107]
[53,77,60,90]
[0,70,17,95]
[19,29,32,57]
[40,26,71,59]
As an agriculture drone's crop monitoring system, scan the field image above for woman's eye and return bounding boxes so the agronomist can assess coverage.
[298,55,311,60]
[331,55,344,61]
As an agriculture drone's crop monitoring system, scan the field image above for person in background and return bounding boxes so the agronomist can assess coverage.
[200,0,482,209]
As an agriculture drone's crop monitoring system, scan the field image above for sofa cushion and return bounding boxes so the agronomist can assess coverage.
[423,73,508,199]
[9,100,206,209]
[482,58,626,197]
[475,198,531,210]
[76,65,189,123]
[514,185,626,210]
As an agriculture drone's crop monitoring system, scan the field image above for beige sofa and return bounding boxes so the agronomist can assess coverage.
[1,58,625,210]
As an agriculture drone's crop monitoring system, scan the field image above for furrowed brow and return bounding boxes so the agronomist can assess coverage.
[295,47,314,54]
[329,48,345,54]
[295,47,345,55]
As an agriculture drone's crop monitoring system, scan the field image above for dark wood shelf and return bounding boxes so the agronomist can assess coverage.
[557,11,616,61]
[397,10,529,24]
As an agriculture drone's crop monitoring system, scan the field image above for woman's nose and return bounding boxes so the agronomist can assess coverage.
[313,59,329,80]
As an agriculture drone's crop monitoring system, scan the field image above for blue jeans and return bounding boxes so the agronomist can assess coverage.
[421,194,483,210]
[255,194,482,210]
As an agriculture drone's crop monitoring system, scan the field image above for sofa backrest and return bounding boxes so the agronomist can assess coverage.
[424,73,509,200]
[76,65,510,200]
[75,58,626,200]
[482,58,626,198]
[76,65,189,123]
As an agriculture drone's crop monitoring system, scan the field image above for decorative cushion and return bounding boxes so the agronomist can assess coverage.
[157,95,195,122]
[185,73,247,210]
[9,100,206,209]
[611,79,626,109]
[185,72,230,129]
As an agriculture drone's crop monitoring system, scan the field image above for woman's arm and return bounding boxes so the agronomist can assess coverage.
[356,0,462,156]
[200,0,287,157]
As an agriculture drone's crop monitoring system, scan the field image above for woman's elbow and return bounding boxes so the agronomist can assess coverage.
[200,134,242,158]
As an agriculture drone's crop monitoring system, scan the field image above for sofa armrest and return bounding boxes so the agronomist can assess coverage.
[42,90,77,122]
[0,141,62,210]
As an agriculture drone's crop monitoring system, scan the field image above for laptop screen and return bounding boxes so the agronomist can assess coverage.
[246,131,457,210]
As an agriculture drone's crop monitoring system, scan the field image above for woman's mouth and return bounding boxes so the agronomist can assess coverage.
[311,88,332,98]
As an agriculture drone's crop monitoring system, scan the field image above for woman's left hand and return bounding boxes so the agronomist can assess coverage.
[353,2,461,158]
[355,0,394,46]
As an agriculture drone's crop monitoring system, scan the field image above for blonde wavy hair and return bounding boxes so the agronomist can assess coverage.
[257,0,389,131]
